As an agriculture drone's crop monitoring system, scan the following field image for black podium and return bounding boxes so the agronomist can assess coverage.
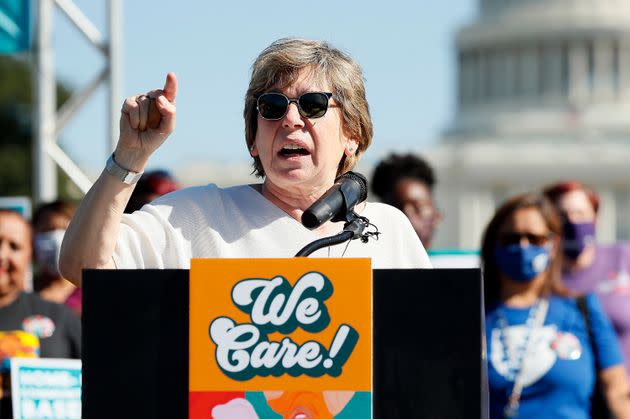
[83,268,487,418]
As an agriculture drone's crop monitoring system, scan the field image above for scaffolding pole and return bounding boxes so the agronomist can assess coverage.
[33,0,57,204]
[108,0,121,152]
[33,0,121,204]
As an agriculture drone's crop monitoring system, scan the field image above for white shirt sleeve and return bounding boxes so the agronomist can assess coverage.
[113,200,190,269]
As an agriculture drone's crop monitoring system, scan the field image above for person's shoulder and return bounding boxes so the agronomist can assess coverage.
[612,241,630,255]
[582,291,605,312]
[549,294,579,310]
[364,201,420,238]
[596,242,630,255]
[551,292,603,314]
[364,201,407,220]
[19,291,50,306]
[143,183,253,215]
[20,292,77,320]
[151,183,224,204]
[590,243,630,273]
[484,301,502,317]
[147,183,262,223]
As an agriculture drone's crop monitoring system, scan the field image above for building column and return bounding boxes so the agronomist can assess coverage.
[492,50,513,101]
[459,50,477,107]
[568,41,589,103]
[457,189,495,249]
[618,39,630,100]
[478,49,488,102]
[519,45,540,99]
[503,49,516,99]
[542,43,564,101]
[593,39,615,101]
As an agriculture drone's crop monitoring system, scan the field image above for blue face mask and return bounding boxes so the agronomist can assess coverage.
[495,244,551,282]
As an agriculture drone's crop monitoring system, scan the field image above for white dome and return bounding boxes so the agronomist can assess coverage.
[447,0,630,140]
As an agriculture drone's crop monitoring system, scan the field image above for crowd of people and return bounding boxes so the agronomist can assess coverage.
[0,37,629,417]
[482,192,630,418]
[0,171,179,415]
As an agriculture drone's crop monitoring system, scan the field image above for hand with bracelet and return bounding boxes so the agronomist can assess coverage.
[110,72,178,180]
[59,73,178,282]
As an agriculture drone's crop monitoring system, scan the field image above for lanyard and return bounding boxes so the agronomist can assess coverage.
[495,298,549,418]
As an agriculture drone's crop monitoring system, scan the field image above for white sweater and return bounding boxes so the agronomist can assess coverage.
[113,184,432,270]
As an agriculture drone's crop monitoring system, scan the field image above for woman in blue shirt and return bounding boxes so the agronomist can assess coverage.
[481,192,630,418]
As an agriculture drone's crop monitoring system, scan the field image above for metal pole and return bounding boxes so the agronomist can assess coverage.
[108,0,122,153]
[34,0,57,205]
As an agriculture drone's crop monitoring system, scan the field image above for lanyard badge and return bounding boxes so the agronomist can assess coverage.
[495,299,550,418]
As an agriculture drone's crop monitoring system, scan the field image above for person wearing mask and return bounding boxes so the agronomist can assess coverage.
[124,169,180,214]
[0,209,80,357]
[371,153,441,249]
[32,200,81,316]
[544,180,630,378]
[482,192,630,418]
[0,210,81,415]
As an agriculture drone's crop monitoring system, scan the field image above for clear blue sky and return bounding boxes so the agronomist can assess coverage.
[53,0,476,178]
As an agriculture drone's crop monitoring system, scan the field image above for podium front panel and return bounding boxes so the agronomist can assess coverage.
[373,268,485,418]
[83,267,485,418]
[83,269,189,418]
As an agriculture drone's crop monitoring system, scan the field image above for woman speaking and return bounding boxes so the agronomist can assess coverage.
[59,38,431,284]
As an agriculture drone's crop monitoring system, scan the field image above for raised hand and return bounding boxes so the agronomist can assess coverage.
[115,72,178,172]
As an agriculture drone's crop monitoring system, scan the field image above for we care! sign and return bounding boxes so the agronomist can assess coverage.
[189,258,372,419]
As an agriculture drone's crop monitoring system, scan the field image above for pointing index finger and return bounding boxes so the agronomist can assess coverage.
[162,72,178,103]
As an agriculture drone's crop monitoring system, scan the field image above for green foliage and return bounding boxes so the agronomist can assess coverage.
[0,55,78,202]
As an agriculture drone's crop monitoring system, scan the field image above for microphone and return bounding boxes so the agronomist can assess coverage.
[301,171,368,229]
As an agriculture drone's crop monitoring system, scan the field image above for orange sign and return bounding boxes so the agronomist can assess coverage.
[189,258,372,392]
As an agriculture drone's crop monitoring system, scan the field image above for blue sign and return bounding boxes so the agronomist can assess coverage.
[0,0,30,53]
[11,358,82,419]
[0,196,32,220]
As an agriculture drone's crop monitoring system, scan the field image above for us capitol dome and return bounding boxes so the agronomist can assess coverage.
[428,0,630,248]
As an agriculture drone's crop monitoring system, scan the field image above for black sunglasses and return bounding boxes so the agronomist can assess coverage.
[498,231,552,246]
[256,92,335,120]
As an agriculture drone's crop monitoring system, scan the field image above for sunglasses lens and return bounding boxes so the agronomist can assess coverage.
[499,233,520,246]
[257,93,288,120]
[499,232,549,246]
[529,234,549,246]
[299,92,329,118]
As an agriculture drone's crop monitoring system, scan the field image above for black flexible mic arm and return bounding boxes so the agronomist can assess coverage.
[294,213,370,257]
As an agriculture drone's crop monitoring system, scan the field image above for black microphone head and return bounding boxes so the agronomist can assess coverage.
[341,171,368,203]
[301,171,368,229]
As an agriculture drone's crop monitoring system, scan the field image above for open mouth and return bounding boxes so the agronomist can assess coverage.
[279,144,310,157]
